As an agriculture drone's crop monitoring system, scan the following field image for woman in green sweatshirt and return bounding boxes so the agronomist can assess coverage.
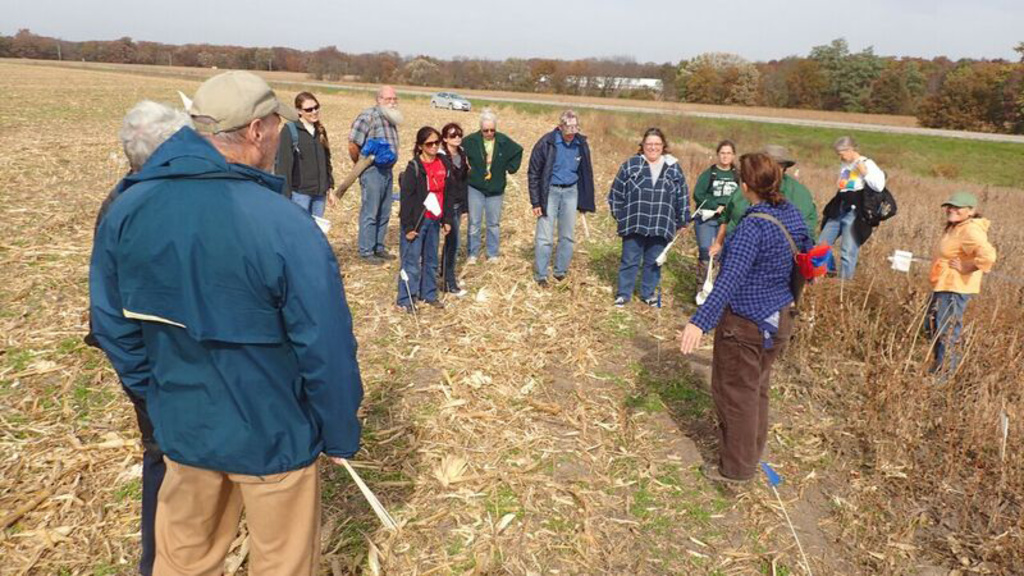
[462,109,524,262]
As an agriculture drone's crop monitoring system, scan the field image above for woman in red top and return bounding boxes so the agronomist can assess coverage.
[397,126,454,311]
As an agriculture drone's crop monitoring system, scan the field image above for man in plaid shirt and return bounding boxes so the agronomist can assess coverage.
[349,86,402,262]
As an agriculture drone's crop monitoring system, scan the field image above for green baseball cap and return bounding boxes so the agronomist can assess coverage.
[941,191,978,208]
[189,71,297,134]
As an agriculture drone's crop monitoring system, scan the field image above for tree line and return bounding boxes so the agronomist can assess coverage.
[3,30,1022,134]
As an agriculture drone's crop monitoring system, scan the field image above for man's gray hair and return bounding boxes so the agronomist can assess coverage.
[559,109,579,126]
[833,135,858,152]
[479,108,498,128]
[120,101,192,171]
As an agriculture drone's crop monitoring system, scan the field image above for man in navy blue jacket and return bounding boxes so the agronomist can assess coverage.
[528,110,596,285]
[89,71,363,576]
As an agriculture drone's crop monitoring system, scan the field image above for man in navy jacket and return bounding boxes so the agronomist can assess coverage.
[90,71,362,576]
[528,110,596,285]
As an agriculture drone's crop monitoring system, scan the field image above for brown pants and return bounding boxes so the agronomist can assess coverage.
[154,458,321,576]
[711,307,793,480]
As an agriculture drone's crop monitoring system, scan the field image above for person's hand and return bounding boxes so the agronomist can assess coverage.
[855,159,868,176]
[714,205,724,215]
[405,230,418,241]
[532,206,543,218]
[708,241,722,258]
[442,223,451,236]
[678,323,704,355]
[950,258,977,274]
[327,193,337,208]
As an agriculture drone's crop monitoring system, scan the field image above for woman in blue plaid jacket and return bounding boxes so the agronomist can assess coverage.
[608,128,690,306]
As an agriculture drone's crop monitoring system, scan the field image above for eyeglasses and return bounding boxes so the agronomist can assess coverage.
[423,140,441,148]
[301,105,320,113]
[561,124,580,134]
[481,129,496,134]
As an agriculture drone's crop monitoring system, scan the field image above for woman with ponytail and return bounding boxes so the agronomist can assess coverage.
[275,91,335,217]
[679,153,811,485]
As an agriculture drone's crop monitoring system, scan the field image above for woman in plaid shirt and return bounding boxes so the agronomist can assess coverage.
[679,152,811,484]
[608,128,689,306]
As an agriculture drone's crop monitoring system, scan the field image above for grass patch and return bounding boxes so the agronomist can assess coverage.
[114,478,142,502]
[638,367,710,420]
[486,484,522,518]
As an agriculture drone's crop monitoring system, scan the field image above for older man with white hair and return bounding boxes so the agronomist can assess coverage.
[349,85,402,263]
[90,71,363,576]
[86,99,191,576]
[463,108,523,263]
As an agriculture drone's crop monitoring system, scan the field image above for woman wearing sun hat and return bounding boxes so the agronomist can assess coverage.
[927,191,996,375]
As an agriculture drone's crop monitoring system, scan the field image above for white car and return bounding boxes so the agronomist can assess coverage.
[430,92,472,112]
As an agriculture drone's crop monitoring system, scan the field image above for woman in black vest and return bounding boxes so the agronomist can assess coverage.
[438,122,470,296]
[275,92,334,217]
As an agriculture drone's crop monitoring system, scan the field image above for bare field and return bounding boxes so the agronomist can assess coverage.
[10,58,921,127]
[1,62,1021,576]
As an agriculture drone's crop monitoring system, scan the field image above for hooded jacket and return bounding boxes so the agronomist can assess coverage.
[528,129,596,215]
[89,127,363,475]
[930,218,997,294]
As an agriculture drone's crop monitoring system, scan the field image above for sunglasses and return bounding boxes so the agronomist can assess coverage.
[423,140,441,147]
[447,132,463,138]
[481,129,496,134]
[301,105,320,113]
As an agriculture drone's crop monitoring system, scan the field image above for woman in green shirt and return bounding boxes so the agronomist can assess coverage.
[692,140,739,275]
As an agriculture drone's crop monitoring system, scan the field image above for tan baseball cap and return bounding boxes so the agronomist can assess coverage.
[189,71,297,134]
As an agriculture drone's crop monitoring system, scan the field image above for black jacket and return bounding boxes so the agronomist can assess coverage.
[822,189,873,245]
[527,129,596,216]
[439,148,469,215]
[275,122,334,197]
[398,158,456,234]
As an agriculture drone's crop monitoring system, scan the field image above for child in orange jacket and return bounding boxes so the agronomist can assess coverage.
[927,192,997,375]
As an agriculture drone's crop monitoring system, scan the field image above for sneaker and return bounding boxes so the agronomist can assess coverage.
[466,255,478,265]
[553,274,567,282]
[537,278,549,288]
[375,250,396,261]
[642,297,660,308]
[487,256,500,264]
[452,288,468,298]
[360,254,384,265]
[426,300,445,309]
[699,463,751,485]
[397,304,414,314]
[613,296,627,308]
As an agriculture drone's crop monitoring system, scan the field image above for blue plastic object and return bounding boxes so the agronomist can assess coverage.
[760,461,782,487]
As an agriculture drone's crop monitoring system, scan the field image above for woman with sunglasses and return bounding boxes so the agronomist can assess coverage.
[396,127,454,311]
[275,92,334,217]
[438,123,470,296]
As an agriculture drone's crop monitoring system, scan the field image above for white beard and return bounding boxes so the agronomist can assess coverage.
[380,106,403,127]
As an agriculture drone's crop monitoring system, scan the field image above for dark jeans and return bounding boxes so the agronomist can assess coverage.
[397,218,440,306]
[440,206,463,291]
[616,234,667,301]
[927,291,971,374]
[125,390,165,576]
[711,307,792,480]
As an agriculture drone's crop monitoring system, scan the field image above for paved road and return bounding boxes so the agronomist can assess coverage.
[30,61,1024,144]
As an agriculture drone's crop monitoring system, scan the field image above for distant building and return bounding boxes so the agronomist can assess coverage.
[538,75,664,93]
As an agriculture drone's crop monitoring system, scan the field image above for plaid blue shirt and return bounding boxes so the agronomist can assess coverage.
[691,201,811,335]
[349,106,399,164]
[608,155,689,240]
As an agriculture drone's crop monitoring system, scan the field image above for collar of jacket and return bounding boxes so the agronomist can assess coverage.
[123,126,285,195]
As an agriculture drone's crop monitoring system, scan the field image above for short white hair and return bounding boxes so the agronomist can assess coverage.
[833,135,858,152]
[119,100,192,171]
[479,108,497,128]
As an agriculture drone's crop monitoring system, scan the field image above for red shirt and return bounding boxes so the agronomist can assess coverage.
[422,157,446,220]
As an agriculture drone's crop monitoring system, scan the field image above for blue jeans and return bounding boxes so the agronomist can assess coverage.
[441,205,463,291]
[927,291,970,374]
[616,234,668,301]
[290,192,326,218]
[819,208,860,279]
[694,215,720,264]
[534,184,578,280]
[358,166,394,257]
[467,186,504,259]
[397,218,440,306]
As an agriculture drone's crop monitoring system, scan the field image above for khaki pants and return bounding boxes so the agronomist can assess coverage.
[154,458,321,576]
[711,307,793,480]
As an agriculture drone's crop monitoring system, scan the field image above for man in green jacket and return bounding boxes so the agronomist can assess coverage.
[710,145,818,260]
[463,108,523,263]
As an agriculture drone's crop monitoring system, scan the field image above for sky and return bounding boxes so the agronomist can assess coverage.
[3,0,1021,63]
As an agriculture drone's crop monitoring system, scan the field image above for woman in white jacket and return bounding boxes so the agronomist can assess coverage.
[819,135,886,279]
